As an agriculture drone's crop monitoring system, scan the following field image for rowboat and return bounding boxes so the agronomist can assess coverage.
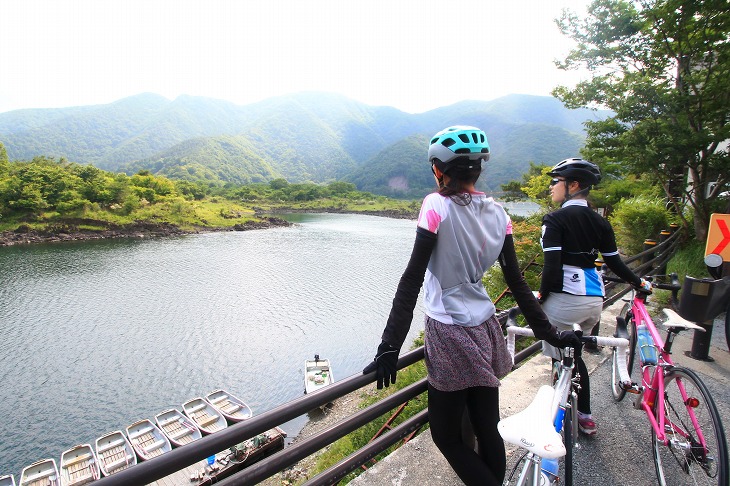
[126,419,172,461]
[59,444,100,486]
[0,474,16,486]
[304,354,335,395]
[205,389,253,423]
[18,458,58,486]
[95,430,137,476]
[155,408,203,447]
[183,397,228,434]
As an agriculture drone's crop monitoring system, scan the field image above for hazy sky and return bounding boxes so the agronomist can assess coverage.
[0,0,593,114]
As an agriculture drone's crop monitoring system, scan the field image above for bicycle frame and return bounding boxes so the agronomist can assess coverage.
[501,319,630,486]
[625,290,710,450]
[501,325,575,486]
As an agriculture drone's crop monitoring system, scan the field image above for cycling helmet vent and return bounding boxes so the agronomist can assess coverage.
[548,158,601,185]
[428,125,490,166]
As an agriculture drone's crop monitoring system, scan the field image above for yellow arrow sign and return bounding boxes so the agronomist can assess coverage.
[705,213,730,262]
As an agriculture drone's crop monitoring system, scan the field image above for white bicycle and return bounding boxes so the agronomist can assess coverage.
[499,308,631,486]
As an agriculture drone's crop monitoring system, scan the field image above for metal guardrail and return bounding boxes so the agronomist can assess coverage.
[94,227,682,485]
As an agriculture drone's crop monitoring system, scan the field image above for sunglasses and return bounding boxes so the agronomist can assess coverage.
[549,178,567,186]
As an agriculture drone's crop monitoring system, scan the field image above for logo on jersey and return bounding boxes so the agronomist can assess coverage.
[570,273,581,283]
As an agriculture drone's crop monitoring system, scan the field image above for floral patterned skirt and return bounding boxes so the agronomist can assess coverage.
[424,314,512,392]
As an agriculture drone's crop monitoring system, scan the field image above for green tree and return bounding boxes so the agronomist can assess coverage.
[553,0,730,241]
[502,162,550,202]
[0,142,8,176]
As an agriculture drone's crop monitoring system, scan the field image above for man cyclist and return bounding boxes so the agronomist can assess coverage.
[539,158,649,435]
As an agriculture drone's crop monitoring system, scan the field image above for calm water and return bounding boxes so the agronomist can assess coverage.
[0,213,425,478]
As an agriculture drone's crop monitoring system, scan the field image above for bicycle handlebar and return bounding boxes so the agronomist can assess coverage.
[602,273,682,295]
[504,314,632,387]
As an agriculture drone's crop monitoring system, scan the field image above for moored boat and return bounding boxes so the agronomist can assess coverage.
[0,474,16,486]
[155,408,202,447]
[18,458,58,486]
[125,419,172,461]
[182,397,228,434]
[205,389,253,423]
[304,354,335,395]
[59,444,99,486]
[94,430,137,476]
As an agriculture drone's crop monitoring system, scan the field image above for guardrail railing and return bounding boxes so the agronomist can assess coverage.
[94,226,682,485]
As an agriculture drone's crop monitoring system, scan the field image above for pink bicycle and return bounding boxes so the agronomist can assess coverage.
[606,274,728,485]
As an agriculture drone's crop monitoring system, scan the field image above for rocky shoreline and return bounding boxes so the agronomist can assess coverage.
[0,216,293,247]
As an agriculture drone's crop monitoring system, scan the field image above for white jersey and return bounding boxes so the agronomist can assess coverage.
[416,192,511,326]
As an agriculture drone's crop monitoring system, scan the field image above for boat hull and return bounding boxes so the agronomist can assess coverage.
[95,430,137,476]
[19,458,58,486]
[205,389,253,423]
[59,444,99,486]
[182,397,228,434]
[304,357,335,395]
[126,419,172,461]
[155,408,203,447]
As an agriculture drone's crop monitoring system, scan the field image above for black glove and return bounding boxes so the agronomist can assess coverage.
[544,328,582,351]
[363,341,399,389]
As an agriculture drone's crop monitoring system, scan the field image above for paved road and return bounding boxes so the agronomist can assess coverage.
[354,304,730,486]
[569,332,730,486]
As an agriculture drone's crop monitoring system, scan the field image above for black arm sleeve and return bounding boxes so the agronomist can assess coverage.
[381,227,437,348]
[498,234,554,340]
[603,253,642,287]
[539,248,562,300]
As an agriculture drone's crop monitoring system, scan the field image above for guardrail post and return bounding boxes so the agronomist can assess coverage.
[657,230,671,275]
[690,320,716,361]
[641,239,657,272]
[677,276,730,361]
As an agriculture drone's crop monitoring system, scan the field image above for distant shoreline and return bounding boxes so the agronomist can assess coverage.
[0,216,294,247]
[0,209,422,247]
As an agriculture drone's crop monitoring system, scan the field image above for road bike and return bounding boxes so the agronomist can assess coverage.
[606,275,729,485]
[499,308,631,486]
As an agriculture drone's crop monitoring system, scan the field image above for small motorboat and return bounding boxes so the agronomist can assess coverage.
[18,458,58,486]
[305,354,335,395]
[155,408,203,447]
[126,419,172,461]
[95,430,137,476]
[182,397,228,434]
[0,474,16,486]
[205,389,253,423]
[59,444,99,486]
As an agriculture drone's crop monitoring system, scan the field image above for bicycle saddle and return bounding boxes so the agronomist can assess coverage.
[662,308,706,331]
[498,385,566,459]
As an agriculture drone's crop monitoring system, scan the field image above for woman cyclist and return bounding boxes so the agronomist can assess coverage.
[363,126,580,486]
[539,157,649,436]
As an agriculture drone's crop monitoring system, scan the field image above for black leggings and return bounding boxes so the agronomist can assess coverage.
[428,384,504,486]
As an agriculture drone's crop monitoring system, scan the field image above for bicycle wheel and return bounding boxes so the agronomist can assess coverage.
[652,367,728,486]
[562,394,577,486]
[611,303,637,401]
[725,304,730,351]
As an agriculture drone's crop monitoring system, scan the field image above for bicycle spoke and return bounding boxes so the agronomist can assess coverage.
[652,368,728,486]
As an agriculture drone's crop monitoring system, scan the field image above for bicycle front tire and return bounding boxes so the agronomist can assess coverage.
[611,303,637,401]
[652,367,728,486]
[563,394,576,486]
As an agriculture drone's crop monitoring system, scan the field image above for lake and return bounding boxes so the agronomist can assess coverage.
[0,213,425,478]
[0,202,540,478]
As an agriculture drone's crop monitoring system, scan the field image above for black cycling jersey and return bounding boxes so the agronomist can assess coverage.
[540,199,641,299]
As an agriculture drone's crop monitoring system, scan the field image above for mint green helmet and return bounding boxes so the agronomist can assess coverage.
[428,126,490,172]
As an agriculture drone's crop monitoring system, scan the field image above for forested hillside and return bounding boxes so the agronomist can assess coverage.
[0,92,608,196]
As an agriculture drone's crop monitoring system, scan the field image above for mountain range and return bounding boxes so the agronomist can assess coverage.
[0,92,608,196]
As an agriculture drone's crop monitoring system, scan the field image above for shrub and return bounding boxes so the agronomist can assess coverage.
[609,196,675,255]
